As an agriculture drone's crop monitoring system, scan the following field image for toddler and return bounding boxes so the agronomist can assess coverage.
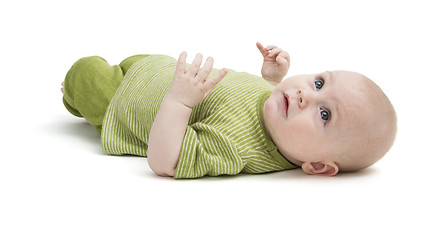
[61,43,397,178]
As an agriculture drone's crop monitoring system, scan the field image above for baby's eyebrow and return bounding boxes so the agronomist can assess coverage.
[325,71,333,81]
[332,102,342,127]
[324,71,344,128]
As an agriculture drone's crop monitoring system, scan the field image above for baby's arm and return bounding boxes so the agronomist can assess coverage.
[147,52,228,177]
[256,42,290,85]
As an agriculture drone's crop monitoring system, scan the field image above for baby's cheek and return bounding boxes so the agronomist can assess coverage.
[291,116,311,132]
[264,98,281,118]
[290,121,316,144]
[264,100,276,113]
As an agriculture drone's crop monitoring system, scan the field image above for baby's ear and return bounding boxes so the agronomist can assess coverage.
[301,161,339,176]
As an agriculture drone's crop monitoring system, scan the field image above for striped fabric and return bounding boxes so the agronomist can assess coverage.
[101,55,297,179]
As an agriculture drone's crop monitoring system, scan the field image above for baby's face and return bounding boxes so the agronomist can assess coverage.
[263,71,372,168]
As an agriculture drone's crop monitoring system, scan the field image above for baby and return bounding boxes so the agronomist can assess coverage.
[61,43,397,178]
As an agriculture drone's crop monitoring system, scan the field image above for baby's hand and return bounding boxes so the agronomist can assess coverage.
[168,52,228,109]
[256,42,290,83]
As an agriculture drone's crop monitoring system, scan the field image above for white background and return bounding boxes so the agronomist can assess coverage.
[1,0,439,239]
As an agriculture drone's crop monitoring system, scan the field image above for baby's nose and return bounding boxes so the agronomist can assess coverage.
[296,88,319,109]
[297,89,305,107]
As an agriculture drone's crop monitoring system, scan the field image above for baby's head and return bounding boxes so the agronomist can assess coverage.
[263,71,397,176]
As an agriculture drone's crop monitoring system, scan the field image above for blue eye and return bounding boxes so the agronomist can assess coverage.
[315,79,324,91]
[320,108,330,124]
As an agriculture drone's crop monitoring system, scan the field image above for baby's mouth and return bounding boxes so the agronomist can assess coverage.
[284,93,289,116]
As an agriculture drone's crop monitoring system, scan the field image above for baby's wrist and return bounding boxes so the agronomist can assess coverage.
[164,94,194,111]
[263,75,283,83]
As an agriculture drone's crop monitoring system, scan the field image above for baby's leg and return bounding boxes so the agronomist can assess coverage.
[62,55,148,133]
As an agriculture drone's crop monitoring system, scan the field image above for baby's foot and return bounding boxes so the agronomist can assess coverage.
[61,82,64,94]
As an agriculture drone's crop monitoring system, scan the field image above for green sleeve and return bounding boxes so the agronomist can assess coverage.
[174,123,244,179]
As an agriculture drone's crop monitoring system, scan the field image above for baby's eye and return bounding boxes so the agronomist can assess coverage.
[315,79,324,91]
[320,108,330,124]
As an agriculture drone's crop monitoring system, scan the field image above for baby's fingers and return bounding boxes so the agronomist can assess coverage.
[203,68,228,96]
[176,51,187,75]
[195,56,214,82]
[264,45,278,51]
[268,47,283,58]
[188,53,203,76]
[277,51,290,64]
[256,42,269,57]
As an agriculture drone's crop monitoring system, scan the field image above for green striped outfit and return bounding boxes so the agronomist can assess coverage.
[63,54,297,179]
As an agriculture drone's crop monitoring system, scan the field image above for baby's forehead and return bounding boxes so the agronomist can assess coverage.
[327,71,382,128]
[329,71,378,100]
[329,70,368,85]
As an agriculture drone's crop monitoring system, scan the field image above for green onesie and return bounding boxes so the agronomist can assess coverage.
[63,54,298,178]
